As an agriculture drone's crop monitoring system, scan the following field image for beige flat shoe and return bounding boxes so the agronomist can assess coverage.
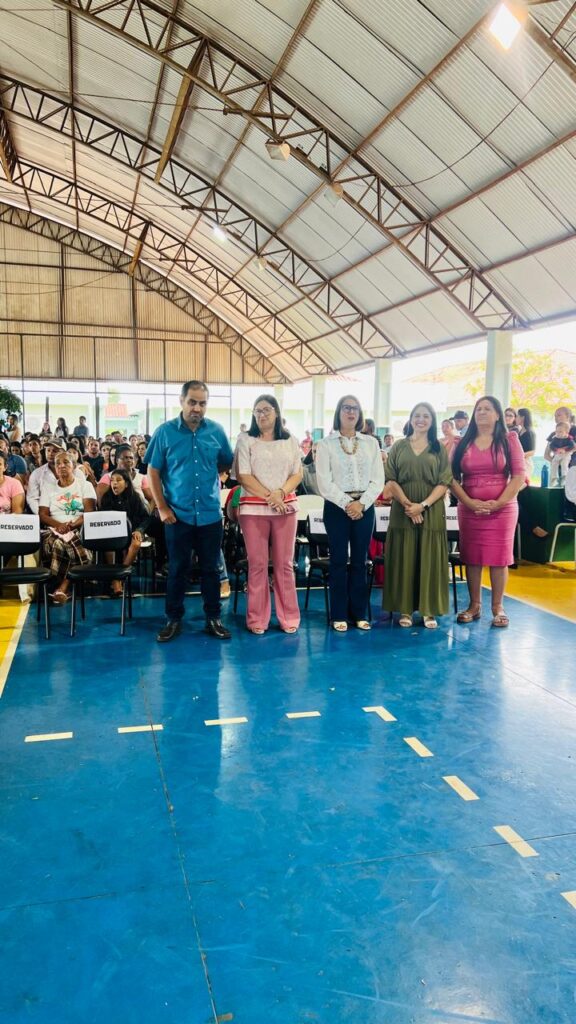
[398,615,413,628]
[355,620,371,630]
[423,616,438,630]
[332,621,348,632]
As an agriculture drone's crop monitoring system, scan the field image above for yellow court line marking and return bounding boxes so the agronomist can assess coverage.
[25,732,74,743]
[363,705,397,722]
[403,736,434,758]
[0,602,30,699]
[493,825,539,858]
[286,711,321,719]
[443,775,479,801]
[118,725,164,734]
[561,891,576,909]
[205,717,248,727]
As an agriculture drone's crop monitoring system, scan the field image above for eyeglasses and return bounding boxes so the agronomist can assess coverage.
[341,404,360,414]
[254,407,274,416]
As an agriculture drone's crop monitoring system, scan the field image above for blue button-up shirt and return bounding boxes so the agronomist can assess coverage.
[146,415,233,526]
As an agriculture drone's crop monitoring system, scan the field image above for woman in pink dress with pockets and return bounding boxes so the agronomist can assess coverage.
[451,396,526,628]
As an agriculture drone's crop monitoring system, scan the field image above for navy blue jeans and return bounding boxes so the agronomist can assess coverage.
[164,518,223,622]
[322,501,375,622]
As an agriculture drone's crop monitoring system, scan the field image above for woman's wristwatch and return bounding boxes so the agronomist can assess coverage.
[421,500,429,513]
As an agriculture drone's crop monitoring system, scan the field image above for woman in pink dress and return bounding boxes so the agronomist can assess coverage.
[451,396,526,628]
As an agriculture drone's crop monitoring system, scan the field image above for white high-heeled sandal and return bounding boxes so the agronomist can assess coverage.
[332,621,348,632]
[355,620,371,630]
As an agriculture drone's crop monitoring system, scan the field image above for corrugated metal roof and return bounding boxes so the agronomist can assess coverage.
[3,0,576,382]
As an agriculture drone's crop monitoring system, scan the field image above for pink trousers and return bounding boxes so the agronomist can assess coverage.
[240,513,300,631]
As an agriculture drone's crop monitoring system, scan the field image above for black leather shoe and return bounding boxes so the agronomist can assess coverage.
[156,620,182,643]
[205,618,231,640]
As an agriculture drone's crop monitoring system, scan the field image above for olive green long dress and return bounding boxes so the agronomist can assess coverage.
[383,439,453,616]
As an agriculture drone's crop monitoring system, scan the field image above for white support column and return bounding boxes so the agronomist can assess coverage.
[312,375,326,437]
[373,358,393,431]
[274,383,285,408]
[485,331,514,407]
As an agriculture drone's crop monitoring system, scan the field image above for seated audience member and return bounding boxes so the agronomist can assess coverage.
[516,407,536,478]
[0,451,25,513]
[54,417,69,440]
[99,442,112,476]
[363,418,383,449]
[27,438,85,514]
[39,450,96,604]
[382,433,395,455]
[7,414,21,443]
[97,446,152,507]
[300,429,313,457]
[547,406,576,442]
[24,435,43,473]
[99,468,152,596]
[73,416,89,445]
[136,440,148,473]
[440,418,459,460]
[83,438,105,480]
[67,444,97,485]
[41,421,52,434]
[504,407,518,432]
[453,410,469,436]
[0,437,27,484]
[545,422,576,484]
[299,444,321,495]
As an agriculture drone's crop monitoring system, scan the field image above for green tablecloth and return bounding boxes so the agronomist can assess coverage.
[518,485,575,563]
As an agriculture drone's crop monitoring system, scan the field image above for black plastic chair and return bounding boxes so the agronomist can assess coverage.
[68,523,133,636]
[0,538,52,639]
[303,516,331,623]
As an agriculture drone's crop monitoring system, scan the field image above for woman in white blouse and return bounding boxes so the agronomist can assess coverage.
[316,395,384,631]
[235,395,302,634]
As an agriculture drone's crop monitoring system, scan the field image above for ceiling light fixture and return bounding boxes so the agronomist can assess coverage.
[489,3,523,50]
[256,255,268,272]
[213,223,228,242]
[324,181,344,207]
[265,140,291,161]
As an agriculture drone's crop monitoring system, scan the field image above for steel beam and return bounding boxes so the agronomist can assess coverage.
[1,159,331,375]
[0,104,17,182]
[0,77,394,356]
[53,0,526,332]
[0,201,289,383]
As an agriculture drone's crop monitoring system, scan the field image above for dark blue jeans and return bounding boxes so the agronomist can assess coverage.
[164,518,223,622]
[322,500,375,622]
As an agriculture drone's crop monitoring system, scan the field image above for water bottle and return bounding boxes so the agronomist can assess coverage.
[540,462,549,488]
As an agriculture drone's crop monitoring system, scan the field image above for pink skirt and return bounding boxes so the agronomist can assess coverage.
[458,474,518,566]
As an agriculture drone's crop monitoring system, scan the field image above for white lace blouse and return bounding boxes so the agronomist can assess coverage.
[315,432,384,510]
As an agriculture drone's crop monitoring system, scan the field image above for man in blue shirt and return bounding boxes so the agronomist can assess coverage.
[146,380,234,642]
[0,437,27,482]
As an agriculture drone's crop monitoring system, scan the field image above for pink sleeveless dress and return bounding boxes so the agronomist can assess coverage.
[457,431,525,566]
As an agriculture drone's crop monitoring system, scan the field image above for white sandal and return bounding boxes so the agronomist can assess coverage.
[355,620,371,630]
[332,621,348,632]
[398,614,413,628]
[423,616,438,630]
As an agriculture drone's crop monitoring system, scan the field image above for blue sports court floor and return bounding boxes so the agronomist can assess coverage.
[1,584,575,1023]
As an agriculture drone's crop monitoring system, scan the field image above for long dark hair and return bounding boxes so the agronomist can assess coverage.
[517,406,533,430]
[452,395,510,480]
[105,469,136,503]
[332,395,365,432]
[405,402,441,454]
[247,394,290,440]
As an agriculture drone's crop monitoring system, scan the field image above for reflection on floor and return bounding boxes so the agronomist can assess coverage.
[483,561,576,623]
[1,583,575,1023]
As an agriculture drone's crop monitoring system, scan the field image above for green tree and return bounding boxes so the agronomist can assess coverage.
[0,385,22,430]
[464,350,575,417]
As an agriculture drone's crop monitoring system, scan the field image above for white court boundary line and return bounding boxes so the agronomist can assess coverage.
[0,603,30,699]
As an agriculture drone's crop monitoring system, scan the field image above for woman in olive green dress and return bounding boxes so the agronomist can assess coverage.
[384,402,452,628]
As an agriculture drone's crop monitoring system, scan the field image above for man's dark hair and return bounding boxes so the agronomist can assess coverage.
[181,380,210,398]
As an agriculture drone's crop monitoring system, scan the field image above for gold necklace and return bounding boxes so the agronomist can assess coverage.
[339,434,359,456]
